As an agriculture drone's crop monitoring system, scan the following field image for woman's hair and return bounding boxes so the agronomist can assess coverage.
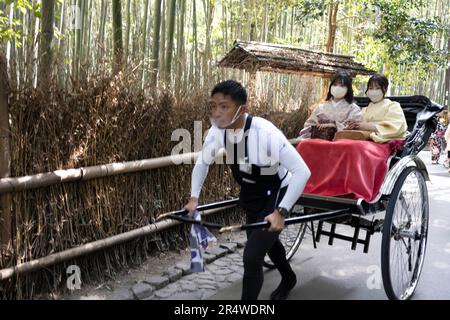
[326,71,354,104]
[365,73,389,96]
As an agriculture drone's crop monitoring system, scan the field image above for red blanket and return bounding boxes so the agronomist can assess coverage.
[296,139,402,202]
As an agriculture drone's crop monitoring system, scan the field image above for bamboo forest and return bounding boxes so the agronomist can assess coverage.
[0,0,449,302]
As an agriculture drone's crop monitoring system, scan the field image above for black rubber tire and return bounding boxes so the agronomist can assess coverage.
[381,166,429,300]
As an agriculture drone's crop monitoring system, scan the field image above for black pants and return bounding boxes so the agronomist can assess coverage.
[240,186,294,300]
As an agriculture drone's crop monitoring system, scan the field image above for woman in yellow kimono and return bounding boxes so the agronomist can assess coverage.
[346,74,407,143]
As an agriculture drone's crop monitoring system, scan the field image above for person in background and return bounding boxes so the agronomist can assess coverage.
[430,117,447,164]
[444,121,450,172]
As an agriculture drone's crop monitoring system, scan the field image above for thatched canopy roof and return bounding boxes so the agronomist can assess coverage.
[218,40,375,78]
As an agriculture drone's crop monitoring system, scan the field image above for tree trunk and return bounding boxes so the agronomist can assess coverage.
[57,0,66,89]
[0,52,11,248]
[192,0,198,86]
[202,0,214,85]
[80,0,88,76]
[84,0,93,75]
[74,0,82,82]
[124,0,131,63]
[248,69,257,111]
[37,0,55,90]
[175,0,185,93]
[325,1,339,53]
[112,0,124,74]
[141,0,150,84]
[98,0,107,65]
[8,5,18,91]
[321,1,339,100]
[164,0,176,85]
[25,5,36,88]
[150,0,162,85]
[263,0,268,42]
[222,0,228,50]
[159,0,167,82]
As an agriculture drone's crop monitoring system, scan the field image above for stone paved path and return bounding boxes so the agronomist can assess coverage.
[108,237,247,300]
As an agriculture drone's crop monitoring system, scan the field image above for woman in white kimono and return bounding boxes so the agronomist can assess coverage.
[298,71,363,140]
[346,74,407,143]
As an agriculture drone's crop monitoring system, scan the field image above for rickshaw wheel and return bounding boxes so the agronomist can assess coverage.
[381,166,429,300]
[263,207,307,269]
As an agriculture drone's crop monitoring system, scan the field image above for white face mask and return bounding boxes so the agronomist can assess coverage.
[367,89,384,103]
[330,85,348,99]
[210,105,243,129]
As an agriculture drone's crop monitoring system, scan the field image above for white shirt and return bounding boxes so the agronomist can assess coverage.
[191,114,311,211]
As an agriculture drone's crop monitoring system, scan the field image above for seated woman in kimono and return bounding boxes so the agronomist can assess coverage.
[298,71,363,140]
[296,73,408,201]
[345,73,407,143]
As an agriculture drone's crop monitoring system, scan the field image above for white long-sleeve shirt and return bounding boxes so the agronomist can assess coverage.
[191,114,311,211]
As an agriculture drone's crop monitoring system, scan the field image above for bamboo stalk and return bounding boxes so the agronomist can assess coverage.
[0,52,11,247]
[0,138,301,194]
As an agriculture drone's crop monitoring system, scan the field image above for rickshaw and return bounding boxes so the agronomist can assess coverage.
[261,95,443,300]
[158,95,443,300]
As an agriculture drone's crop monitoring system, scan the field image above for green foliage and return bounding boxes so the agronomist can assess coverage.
[369,0,448,70]
[0,0,41,44]
[293,0,328,27]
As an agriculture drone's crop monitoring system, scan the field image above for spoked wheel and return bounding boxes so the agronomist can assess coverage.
[263,206,307,269]
[381,166,429,300]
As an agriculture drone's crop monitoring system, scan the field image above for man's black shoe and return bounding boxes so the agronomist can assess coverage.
[270,274,297,300]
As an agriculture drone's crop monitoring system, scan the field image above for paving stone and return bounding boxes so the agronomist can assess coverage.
[234,260,244,267]
[218,256,233,263]
[131,282,154,300]
[212,259,230,267]
[227,273,243,283]
[154,289,174,299]
[180,282,198,292]
[201,289,218,300]
[194,278,217,286]
[183,273,198,281]
[220,242,238,253]
[215,275,227,282]
[109,288,135,300]
[206,264,221,272]
[175,262,192,276]
[199,284,217,291]
[169,291,203,300]
[163,266,183,282]
[157,284,180,297]
[217,282,231,290]
[164,283,181,292]
[203,252,217,264]
[212,268,234,275]
[143,276,169,290]
[227,253,241,259]
[205,247,228,259]
[196,274,215,282]
[197,271,214,278]
[229,265,243,273]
